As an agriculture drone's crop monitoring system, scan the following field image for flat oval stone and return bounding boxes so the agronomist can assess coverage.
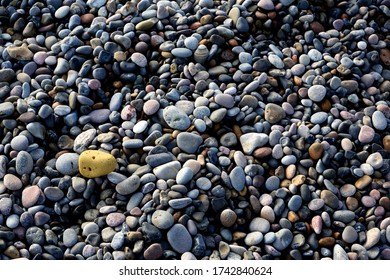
[229,166,246,192]
[249,217,270,233]
[56,153,80,175]
[220,209,237,227]
[22,185,41,208]
[167,224,192,253]
[176,132,203,153]
[115,175,140,195]
[163,106,191,130]
[342,226,358,243]
[16,151,33,175]
[308,85,326,102]
[106,213,125,227]
[358,125,375,143]
[4,174,23,191]
[79,150,116,178]
[63,228,78,247]
[273,228,293,251]
[264,103,286,124]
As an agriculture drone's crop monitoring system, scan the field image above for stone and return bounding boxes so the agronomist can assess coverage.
[115,175,140,195]
[372,111,387,130]
[358,125,375,143]
[22,185,41,208]
[63,228,78,247]
[79,150,116,178]
[176,132,203,153]
[264,103,285,124]
[73,129,96,154]
[333,244,349,260]
[131,53,147,67]
[56,153,80,175]
[258,0,274,10]
[4,174,23,191]
[245,232,263,246]
[249,217,270,233]
[342,226,358,243]
[364,228,380,249]
[153,161,181,180]
[176,167,194,185]
[10,135,29,151]
[7,44,33,60]
[0,69,16,82]
[106,213,125,227]
[167,224,192,253]
[308,85,326,102]
[220,209,237,227]
[143,100,160,115]
[229,166,246,192]
[366,152,383,169]
[308,143,324,160]
[144,243,163,260]
[240,133,268,154]
[273,229,293,251]
[16,151,33,175]
[151,210,174,229]
[163,106,191,130]
[310,112,328,124]
[320,190,339,209]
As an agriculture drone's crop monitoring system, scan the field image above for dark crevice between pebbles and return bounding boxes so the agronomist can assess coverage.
[0,0,390,260]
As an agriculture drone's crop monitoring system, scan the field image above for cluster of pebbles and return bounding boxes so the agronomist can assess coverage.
[0,0,390,260]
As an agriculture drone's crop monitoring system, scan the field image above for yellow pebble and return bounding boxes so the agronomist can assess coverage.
[79,150,116,178]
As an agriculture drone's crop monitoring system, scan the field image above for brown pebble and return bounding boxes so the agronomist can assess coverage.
[379,197,390,210]
[310,21,325,33]
[346,197,359,211]
[127,231,143,241]
[232,231,246,241]
[143,243,163,260]
[318,237,335,247]
[308,143,324,160]
[253,147,272,159]
[320,99,332,112]
[4,245,20,259]
[355,175,372,190]
[383,135,390,152]
[287,211,299,223]
[220,209,237,227]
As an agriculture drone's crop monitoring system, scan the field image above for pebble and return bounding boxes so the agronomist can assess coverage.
[10,135,29,151]
[265,103,286,124]
[79,150,116,178]
[240,133,268,154]
[220,209,237,228]
[163,106,191,130]
[249,218,270,233]
[273,229,293,251]
[56,153,79,176]
[4,174,23,191]
[308,85,326,102]
[372,111,387,130]
[167,224,192,254]
[152,210,174,230]
[63,228,78,247]
[342,226,358,244]
[229,166,246,192]
[358,125,375,143]
[143,100,160,115]
[177,132,203,153]
[22,185,41,208]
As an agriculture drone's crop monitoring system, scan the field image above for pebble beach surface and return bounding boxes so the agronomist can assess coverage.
[0,0,390,260]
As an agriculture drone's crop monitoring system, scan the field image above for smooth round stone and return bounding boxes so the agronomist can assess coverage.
[167,224,192,253]
[143,100,160,115]
[366,152,383,170]
[307,198,325,211]
[0,197,12,215]
[106,213,125,227]
[176,167,193,185]
[54,105,71,116]
[311,215,322,234]
[131,53,147,67]
[215,94,235,108]
[372,111,387,130]
[358,125,375,143]
[288,195,302,211]
[144,243,163,260]
[310,112,328,124]
[245,232,263,246]
[88,109,110,123]
[333,244,349,260]
[44,187,64,202]
[340,184,356,197]
[273,229,293,251]
[171,48,193,58]
[265,176,280,191]
[361,196,376,207]
[308,143,324,160]
[268,54,284,68]
[196,177,212,190]
[54,6,70,19]
[236,17,249,33]
[152,210,174,230]
[6,214,19,229]
[79,150,116,178]
[56,153,80,175]
[22,185,41,208]
[264,103,285,124]
[176,132,203,153]
[258,0,274,10]
[184,37,199,50]
[111,232,125,250]
[249,217,270,233]
[163,106,191,130]
[199,0,213,8]
[220,209,237,227]
[229,166,246,192]
[260,206,275,222]
[342,226,358,243]
[133,120,148,134]
[4,174,23,191]
[10,135,29,151]
[240,133,268,154]
[16,151,33,175]
[63,228,78,247]
[308,49,323,61]
[333,210,355,223]
[308,85,326,102]
[320,190,339,209]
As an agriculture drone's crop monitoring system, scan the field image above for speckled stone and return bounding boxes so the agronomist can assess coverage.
[79,150,116,178]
